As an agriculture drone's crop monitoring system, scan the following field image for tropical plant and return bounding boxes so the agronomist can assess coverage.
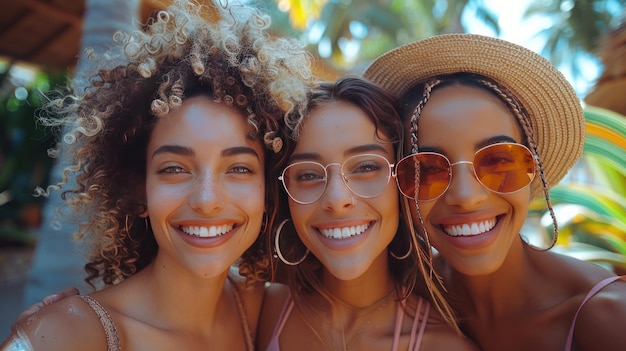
[526,106,626,273]
[524,0,625,80]
[0,70,66,245]
[269,0,498,70]
[271,0,624,78]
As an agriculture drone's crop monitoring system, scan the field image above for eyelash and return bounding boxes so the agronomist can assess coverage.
[157,165,255,175]
[159,166,187,174]
[230,166,253,174]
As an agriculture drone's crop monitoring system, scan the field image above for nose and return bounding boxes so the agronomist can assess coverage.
[188,171,225,213]
[320,166,355,211]
[443,162,488,208]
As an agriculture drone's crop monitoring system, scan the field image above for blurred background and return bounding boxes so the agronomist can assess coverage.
[1,0,625,336]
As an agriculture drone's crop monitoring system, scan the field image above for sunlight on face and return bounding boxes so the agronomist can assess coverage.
[287,101,399,281]
[145,95,265,280]
[407,84,531,276]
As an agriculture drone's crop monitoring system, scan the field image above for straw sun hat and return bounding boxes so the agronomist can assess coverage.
[364,33,585,199]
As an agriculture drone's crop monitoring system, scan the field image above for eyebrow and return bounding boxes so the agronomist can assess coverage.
[151,145,259,159]
[417,135,518,154]
[289,143,389,163]
[221,146,260,160]
[152,145,194,159]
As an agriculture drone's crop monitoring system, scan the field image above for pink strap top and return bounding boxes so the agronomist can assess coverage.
[267,294,430,351]
[565,275,625,351]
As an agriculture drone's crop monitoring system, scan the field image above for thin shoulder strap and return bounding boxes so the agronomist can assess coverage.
[265,293,294,351]
[78,295,121,351]
[228,277,255,351]
[271,294,295,340]
[391,300,405,351]
[565,275,626,351]
[409,297,429,351]
[391,296,430,351]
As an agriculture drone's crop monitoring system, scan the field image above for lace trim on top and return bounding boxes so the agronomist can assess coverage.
[78,295,121,351]
[4,286,252,351]
[228,276,255,351]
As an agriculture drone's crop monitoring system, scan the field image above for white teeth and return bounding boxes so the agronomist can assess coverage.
[319,223,370,239]
[181,224,234,238]
[443,218,496,237]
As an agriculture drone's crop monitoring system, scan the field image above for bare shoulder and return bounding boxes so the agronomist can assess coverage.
[573,275,626,351]
[7,295,108,351]
[256,282,290,350]
[261,281,290,317]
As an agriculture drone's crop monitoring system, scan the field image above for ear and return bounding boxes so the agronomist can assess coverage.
[137,199,149,218]
[136,187,148,218]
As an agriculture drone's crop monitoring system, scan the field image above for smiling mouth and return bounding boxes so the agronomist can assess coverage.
[442,218,497,237]
[181,224,235,238]
[316,222,372,239]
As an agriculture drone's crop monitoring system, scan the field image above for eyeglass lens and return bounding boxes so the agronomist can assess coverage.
[280,154,392,204]
[396,143,535,201]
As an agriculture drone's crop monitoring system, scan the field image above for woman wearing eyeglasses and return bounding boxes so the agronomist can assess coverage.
[364,34,626,351]
[257,76,478,351]
[1,1,313,350]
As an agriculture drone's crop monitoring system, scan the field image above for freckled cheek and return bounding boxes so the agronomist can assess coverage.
[145,186,185,217]
[225,179,266,211]
[224,178,264,196]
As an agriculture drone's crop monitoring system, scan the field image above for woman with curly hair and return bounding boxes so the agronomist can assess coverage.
[1,0,312,350]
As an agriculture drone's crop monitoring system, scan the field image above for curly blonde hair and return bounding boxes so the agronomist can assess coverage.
[36,0,313,288]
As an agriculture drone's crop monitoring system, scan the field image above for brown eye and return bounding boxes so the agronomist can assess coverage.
[229,166,253,174]
[159,166,187,174]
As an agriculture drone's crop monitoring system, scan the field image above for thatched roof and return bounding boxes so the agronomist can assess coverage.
[0,0,166,72]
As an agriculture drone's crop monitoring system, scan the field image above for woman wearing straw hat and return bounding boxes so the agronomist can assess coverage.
[364,33,626,351]
[259,76,478,351]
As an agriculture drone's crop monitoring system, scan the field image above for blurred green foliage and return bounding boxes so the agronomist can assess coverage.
[0,67,68,245]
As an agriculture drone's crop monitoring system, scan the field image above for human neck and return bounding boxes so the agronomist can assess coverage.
[302,252,397,351]
[322,251,396,311]
[135,259,231,332]
[446,241,538,321]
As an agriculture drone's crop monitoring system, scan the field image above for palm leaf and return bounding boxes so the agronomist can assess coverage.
[529,107,626,269]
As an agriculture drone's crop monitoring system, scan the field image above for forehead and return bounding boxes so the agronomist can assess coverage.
[410,84,523,146]
[148,96,263,154]
[295,101,393,155]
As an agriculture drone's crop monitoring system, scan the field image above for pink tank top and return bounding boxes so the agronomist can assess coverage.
[565,275,625,351]
[266,294,430,351]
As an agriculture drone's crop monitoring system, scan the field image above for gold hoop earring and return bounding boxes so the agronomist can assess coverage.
[274,219,309,266]
[390,238,412,260]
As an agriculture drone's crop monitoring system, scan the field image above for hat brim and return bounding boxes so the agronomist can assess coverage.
[364,33,585,199]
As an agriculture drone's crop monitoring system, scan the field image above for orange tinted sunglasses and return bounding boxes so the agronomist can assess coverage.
[396,143,536,201]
